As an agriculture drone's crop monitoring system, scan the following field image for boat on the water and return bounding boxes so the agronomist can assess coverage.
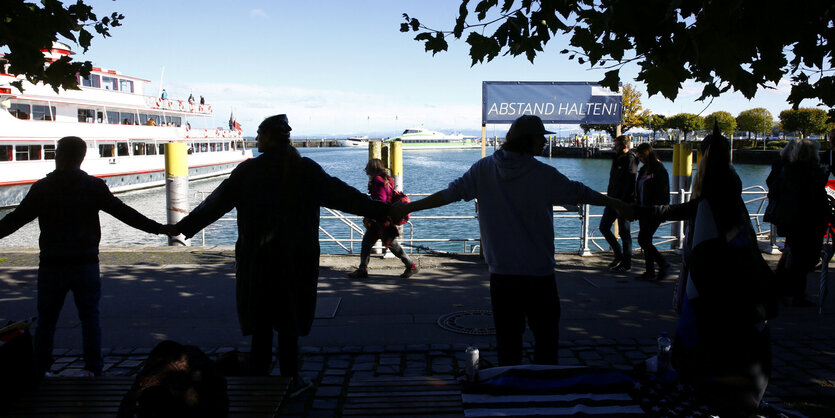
[389,128,480,150]
[336,135,369,148]
[0,42,252,208]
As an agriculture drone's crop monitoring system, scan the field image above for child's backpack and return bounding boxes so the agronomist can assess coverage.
[385,179,411,225]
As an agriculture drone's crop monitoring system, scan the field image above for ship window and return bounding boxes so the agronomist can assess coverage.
[15,145,41,161]
[200,143,208,152]
[102,76,118,91]
[224,142,230,151]
[78,108,95,123]
[44,145,56,160]
[145,144,156,155]
[97,111,104,123]
[106,111,119,124]
[171,116,182,127]
[158,144,165,154]
[10,103,30,119]
[133,143,146,155]
[119,79,134,93]
[210,143,217,152]
[32,105,56,121]
[140,114,153,125]
[117,142,130,156]
[0,145,11,161]
[80,73,101,88]
[99,144,115,157]
[121,113,136,125]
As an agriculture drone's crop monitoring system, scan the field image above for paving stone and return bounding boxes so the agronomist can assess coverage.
[311,398,339,410]
[131,347,152,355]
[322,346,341,354]
[558,349,574,358]
[574,339,596,347]
[560,341,576,347]
[53,348,72,356]
[386,345,407,352]
[375,365,400,375]
[432,364,454,373]
[403,368,426,376]
[352,371,375,379]
[406,353,425,361]
[595,338,617,346]
[324,369,347,376]
[430,344,451,351]
[624,351,646,360]
[320,376,344,385]
[406,344,429,351]
[603,354,627,365]
[429,350,448,357]
[342,345,362,353]
[352,362,374,371]
[354,355,376,363]
[406,360,427,370]
[379,357,401,366]
[315,385,343,398]
[111,347,134,356]
[301,346,322,354]
[327,359,351,369]
[578,351,602,360]
[451,343,469,351]
[119,360,143,368]
[301,362,324,372]
[363,345,384,353]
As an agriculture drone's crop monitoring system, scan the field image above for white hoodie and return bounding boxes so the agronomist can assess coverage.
[442,149,604,276]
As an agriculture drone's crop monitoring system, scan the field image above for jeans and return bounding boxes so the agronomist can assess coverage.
[638,218,665,274]
[35,263,103,376]
[490,273,561,366]
[358,230,412,269]
[599,206,632,266]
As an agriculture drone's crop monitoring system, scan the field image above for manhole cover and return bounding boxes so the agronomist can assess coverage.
[437,310,495,335]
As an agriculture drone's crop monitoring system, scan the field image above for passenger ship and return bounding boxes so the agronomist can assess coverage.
[389,128,480,150]
[0,42,252,208]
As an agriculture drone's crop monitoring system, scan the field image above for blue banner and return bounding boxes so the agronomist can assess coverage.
[482,81,622,124]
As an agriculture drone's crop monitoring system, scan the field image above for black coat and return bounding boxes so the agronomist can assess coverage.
[635,162,669,206]
[606,150,638,202]
[177,151,388,336]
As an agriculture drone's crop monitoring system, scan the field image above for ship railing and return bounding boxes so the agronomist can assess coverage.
[194,188,778,255]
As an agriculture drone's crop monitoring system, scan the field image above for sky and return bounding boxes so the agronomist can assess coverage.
[46,0,825,138]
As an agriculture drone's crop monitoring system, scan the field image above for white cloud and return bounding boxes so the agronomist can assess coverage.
[159,82,481,137]
[249,9,268,18]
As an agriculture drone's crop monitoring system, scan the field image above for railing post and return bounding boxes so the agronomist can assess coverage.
[579,204,592,256]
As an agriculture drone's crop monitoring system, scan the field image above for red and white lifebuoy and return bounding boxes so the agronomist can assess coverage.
[178,101,185,111]
[155,98,162,107]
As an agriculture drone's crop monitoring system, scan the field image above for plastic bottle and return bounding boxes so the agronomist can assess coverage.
[657,332,672,374]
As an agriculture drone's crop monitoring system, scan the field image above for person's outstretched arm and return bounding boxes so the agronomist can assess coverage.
[390,191,448,220]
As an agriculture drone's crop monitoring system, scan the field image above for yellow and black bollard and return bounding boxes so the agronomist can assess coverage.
[165,142,189,246]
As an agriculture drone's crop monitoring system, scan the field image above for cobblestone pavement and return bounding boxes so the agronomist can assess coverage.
[4,247,834,416]
[41,337,835,417]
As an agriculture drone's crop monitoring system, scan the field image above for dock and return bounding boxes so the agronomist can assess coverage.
[2,247,833,415]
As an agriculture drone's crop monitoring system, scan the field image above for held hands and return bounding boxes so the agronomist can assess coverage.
[389,203,409,222]
[612,199,635,221]
[159,224,179,236]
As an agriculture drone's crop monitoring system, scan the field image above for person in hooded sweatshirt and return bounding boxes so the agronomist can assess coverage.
[391,115,631,366]
[0,136,167,378]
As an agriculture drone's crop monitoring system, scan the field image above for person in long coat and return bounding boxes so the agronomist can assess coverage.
[637,127,778,416]
[172,115,388,388]
[634,143,670,281]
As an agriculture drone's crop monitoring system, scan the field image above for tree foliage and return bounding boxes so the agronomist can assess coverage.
[736,108,774,140]
[665,113,704,141]
[641,113,667,140]
[779,108,830,138]
[402,1,835,111]
[704,111,737,137]
[579,83,647,137]
[0,0,123,92]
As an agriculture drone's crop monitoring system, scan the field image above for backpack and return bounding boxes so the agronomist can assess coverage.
[385,178,411,225]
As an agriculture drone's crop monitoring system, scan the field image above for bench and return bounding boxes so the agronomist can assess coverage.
[6,376,289,417]
[343,376,463,417]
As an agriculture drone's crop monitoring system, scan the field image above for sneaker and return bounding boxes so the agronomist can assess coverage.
[607,259,622,270]
[348,268,368,279]
[400,264,419,278]
[287,375,313,399]
[635,271,657,281]
[611,263,631,273]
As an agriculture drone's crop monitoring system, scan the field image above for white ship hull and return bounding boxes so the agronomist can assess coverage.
[0,42,252,208]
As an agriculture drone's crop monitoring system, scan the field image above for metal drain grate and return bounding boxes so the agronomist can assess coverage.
[436,310,495,335]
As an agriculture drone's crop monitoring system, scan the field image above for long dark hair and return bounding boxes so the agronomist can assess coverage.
[636,143,661,169]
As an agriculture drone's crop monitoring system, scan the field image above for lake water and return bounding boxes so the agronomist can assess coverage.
[0,148,772,253]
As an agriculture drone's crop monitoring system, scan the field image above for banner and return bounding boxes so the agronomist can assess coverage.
[482,81,622,124]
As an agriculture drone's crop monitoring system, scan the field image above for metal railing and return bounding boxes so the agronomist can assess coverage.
[194,187,778,255]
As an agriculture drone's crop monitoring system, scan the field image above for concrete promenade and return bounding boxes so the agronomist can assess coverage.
[2,246,834,416]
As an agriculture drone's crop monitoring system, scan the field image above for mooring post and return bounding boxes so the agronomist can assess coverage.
[165,142,189,246]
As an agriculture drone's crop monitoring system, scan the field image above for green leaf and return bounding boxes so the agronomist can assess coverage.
[465,32,501,64]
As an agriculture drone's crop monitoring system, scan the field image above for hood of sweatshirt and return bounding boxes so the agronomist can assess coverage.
[492,149,537,181]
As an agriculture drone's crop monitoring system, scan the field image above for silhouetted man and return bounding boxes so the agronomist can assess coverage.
[168,114,389,397]
[0,136,166,377]
[393,115,631,366]
[600,135,637,272]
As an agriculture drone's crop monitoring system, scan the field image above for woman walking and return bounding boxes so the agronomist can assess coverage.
[634,143,670,280]
[348,158,418,279]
